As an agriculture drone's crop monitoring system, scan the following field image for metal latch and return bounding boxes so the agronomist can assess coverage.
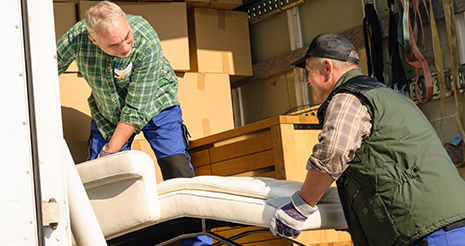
[42,198,59,230]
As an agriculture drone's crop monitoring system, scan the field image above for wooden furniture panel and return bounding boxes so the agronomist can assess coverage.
[210,133,273,163]
[254,170,276,178]
[211,150,274,176]
[272,124,321,181]
[193,165,211,176]
[189,116,319,149]
[298,230,353,245]
[190,149,210,168]
[229,167,276,178]
[214,226,280,244]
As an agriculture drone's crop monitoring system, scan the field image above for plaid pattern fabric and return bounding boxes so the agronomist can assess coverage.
[308,93,372,179]
[281,203,307,221]
[275,219,302,238]
[275,202,306,238]
[56,15,179,140]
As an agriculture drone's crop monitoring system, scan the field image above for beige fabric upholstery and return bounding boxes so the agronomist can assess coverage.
[76,150,347,241]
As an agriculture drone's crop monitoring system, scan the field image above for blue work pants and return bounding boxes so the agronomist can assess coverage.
[410,223,465,246]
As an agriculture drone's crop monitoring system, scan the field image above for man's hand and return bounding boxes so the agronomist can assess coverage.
[98,144,117,158]
[105,121,137,153]
[270,191,318,239]
[98,121,137,158]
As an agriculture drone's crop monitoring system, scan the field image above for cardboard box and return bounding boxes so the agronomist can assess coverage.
[53,2,79,72]
[131,139,165,184]
[59,72,91,164]
[177,72,234,140]
[53,0,79,3]
[66,141,89,164]
[53,2,77,41]
[64,61,79,73]
[59,73,92,142]
[78,1,190,72]
[187,8,252,82]
[186,0,242,10]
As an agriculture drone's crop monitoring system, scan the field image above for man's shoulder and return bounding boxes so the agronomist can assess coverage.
[126,14,144,22]
[65,19,87,37]
[340,75,387,94]
[126,14,152,30]
[56,19,88,49]
[126,14,158,41]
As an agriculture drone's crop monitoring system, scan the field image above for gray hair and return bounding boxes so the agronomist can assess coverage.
[85,1,125,37]
[312,50,360,71]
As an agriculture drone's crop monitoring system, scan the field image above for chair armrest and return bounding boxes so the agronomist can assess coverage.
[76,150,156,188]
[75,150,161,239]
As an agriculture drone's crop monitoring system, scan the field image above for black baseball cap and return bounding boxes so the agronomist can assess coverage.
[291,33,359,69]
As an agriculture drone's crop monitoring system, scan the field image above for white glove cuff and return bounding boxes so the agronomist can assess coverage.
[291,191,318,217]
[101,144,117,154]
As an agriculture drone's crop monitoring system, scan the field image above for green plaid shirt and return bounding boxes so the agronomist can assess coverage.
[57,15,179,140]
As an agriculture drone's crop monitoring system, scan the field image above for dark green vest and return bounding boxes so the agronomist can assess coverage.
[318,75,465,246]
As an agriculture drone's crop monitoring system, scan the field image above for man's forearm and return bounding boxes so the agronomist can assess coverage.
[105,121,138,153]
[299,168,335,207]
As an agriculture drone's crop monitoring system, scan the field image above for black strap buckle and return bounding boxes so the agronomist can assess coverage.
[416,238,428,246]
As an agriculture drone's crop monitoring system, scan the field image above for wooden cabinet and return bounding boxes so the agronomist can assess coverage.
[189,115,321,180]
[188,115,353,246]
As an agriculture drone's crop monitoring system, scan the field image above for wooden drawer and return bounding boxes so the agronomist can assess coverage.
[211,150,275,176]
[193,165,211,176]
[210,133,273,163]
[190,149,210,168]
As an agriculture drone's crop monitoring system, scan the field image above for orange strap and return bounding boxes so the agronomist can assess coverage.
[399,0,434,104]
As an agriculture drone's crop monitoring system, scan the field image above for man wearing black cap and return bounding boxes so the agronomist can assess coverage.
[270,33,465,246]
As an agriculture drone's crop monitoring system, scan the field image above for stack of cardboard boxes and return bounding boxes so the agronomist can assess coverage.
[54,0,252,173]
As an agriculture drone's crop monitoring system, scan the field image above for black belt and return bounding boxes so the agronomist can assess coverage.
[445,218,465,231]
[416,218,465,246]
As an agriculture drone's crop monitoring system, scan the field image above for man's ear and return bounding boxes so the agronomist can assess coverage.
[88,35,99,46]
[324,59,332,72]
[323,59,333,81]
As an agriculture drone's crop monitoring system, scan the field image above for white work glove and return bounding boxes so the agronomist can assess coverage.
[270,191,318,239]
[98,144,117,158]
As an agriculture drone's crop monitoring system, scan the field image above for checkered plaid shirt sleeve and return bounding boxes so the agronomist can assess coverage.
[307,93,372,180]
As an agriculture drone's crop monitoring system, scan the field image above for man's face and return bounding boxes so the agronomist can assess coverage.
[88,16,134,58]
[305,57,333,102]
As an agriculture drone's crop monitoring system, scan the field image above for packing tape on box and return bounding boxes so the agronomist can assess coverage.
[202,118,211,136]
[197,73,206,91]
[217,10,226,30]
[215,10,231,75]
[221,52,231,74]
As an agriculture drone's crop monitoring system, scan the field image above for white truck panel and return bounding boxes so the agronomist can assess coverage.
[0,0,39,244]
